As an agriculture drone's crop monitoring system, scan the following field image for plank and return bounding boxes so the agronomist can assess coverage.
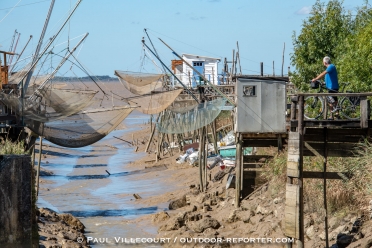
[284,184,300,239]
[303,171,349,180]
[242,139,278,147]
[243,155,273,163]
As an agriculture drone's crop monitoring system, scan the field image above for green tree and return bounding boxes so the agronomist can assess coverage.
[337,3,372,92]
[290,0,352,91]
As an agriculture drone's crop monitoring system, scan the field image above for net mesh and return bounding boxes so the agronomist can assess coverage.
[26,106,136,148]
[115,70,164,95]
[157,98,226,134]
[128,89,183,114]
[0,88,97,122]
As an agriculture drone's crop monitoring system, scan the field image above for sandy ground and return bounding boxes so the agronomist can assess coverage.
[37,116,372,248]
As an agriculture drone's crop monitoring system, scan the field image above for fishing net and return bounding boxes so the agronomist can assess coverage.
[127,89,183,114]
[0,88,97,122]
[157,98,226,134]
[115,70,164,95]
[166,99,199,113]
[26,106,136,148]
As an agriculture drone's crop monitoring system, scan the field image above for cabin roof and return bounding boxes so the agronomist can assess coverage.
[182,53,221,61]
[234,75,289,82]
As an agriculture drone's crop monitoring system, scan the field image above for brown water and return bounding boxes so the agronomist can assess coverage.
[37,112,168,247]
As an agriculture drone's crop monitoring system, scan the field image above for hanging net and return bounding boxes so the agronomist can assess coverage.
[127,89,183,114]
[166,99,199,113]
[115,70,164,95]
[0,88,97,122]
[157,98,227,134]
[26,106,136,148]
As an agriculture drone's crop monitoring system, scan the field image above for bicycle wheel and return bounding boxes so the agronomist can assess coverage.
[340,97,361,120]
[304,96,324,119]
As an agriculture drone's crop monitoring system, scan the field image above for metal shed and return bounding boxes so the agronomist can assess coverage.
[234,76,288,133]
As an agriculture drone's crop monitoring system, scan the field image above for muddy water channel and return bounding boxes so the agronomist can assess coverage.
[37,113,167,247]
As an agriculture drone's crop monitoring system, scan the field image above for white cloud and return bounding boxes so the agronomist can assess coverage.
[296,6,311,15]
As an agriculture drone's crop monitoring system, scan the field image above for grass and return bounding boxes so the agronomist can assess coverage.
[0,132,29,155]
[259,141,372,216]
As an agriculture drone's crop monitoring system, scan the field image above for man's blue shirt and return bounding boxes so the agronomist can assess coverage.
[325,64,339,90]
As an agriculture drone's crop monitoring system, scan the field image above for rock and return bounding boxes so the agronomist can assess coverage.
[329,217,339,229]
[364,238,372,248]
[189,217,220,233]
[59,213,85,232]
[227,210,239,223]
[350,218,363,233]
[159,216,185,231]
[255,205,269,215]
[169,195,187,210]
[304,216,314,228]
[273,197,282,204]
[336,233,354,248]
[196,193,209,204]
[152,211,169,223]
[330,225,347,240]
[306,225,315,239]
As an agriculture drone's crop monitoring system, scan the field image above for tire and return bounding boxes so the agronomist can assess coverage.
[340,97,361,120]
[304,96,324,120]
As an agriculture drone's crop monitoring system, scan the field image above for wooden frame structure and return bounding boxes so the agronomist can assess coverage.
[284,93,372,247]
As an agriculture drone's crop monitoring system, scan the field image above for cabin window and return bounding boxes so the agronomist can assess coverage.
[243,85,256,97]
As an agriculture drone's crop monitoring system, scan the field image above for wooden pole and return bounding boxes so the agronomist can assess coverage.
[235,133,242,207]
[297,95,305,248]
[198,128,204,192]
[204,127,208,190]
[36,136,43,197]
[282,42,285,77]
[273,61,275,76]
[211,120,218,155]
[145,114,160,152]
[323,127,329,248]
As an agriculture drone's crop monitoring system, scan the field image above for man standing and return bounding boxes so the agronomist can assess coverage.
[312,56,339,119]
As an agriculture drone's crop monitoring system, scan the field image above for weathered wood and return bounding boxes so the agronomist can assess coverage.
[36,137,43,197]
[198,128,205,192]
[235,133,242,207]
[284,183,300,239]
[133,194,142,199]
[304,142,324,160]
[243,139,279,147]
[243,155,273,163]
[291,92,372,97]
[297,96,305,246]
[360,97,369,128]
[241,133,287,139]
[287,132,300,178]
[303,171,348,180]
[303,149,355,157]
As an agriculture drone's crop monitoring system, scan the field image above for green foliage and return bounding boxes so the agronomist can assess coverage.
[338,17,372,91]
[291,0,352,90]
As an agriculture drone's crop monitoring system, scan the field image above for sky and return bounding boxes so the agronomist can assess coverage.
[0,0,368,78]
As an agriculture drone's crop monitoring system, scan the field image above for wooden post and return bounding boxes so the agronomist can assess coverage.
[360,96,369,128]
[198,128,205,192]
[281,42,285,77]
[297,95,305,248]
[323,127,329,248]
[235,133,242,207]
[145,114,160,152]
[260,62,263,76]
[211,120,218,155]
[36,136,43,197]
[204,127,208,190]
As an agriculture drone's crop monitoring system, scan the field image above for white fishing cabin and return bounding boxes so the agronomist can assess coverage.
[171,54,221,88]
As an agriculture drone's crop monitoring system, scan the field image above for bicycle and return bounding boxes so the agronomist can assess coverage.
[304,80,361,120]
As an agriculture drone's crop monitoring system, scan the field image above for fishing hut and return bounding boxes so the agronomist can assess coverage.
[171,54,221,88]
[0,50,19,136]
[234,75,289,206]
